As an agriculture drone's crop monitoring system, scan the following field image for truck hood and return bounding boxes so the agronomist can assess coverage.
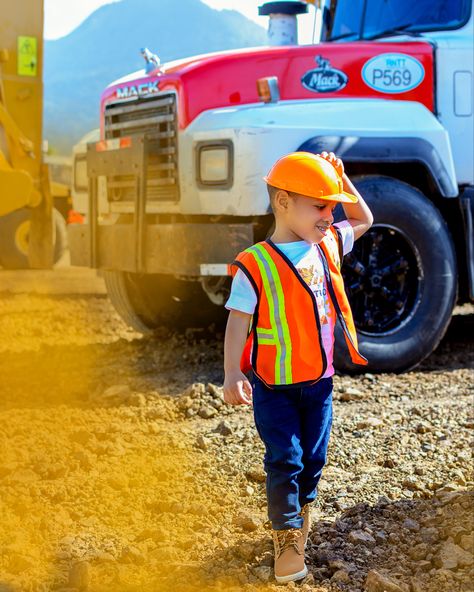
[101,42,434,130]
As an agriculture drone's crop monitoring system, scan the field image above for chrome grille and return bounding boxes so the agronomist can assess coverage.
[104,93,179,202]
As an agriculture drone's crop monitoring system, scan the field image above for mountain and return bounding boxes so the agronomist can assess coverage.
[44,0,267,154]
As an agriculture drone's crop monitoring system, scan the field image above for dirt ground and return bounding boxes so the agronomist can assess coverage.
[0,270,472,592]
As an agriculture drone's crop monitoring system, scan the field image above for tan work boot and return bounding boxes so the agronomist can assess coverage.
[272,527,308,584]
[299,503,312,547]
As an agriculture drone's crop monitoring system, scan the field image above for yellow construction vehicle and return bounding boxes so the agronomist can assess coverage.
[0,0,68,269]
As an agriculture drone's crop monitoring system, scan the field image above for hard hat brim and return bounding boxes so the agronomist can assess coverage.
[263,176,359,204]
[320,191,359,204]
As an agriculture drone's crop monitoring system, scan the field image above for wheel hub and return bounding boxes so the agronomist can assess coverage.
[342,225,421,334]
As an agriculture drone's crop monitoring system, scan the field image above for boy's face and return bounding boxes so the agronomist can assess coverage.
[274,190,338,243]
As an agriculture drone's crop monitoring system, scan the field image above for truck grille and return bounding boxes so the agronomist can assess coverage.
[104,93,179,202]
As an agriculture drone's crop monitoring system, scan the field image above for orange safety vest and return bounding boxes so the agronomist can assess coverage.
[231,226,368,389]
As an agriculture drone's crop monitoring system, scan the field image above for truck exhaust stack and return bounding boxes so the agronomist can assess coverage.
[258,1,309,46]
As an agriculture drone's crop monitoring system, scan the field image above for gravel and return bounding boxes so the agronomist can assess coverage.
[0,292,472,591]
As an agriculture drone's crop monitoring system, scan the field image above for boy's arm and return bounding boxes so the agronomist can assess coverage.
[340,173,374,241]
[318,150,374,241]
[223,309,253,406]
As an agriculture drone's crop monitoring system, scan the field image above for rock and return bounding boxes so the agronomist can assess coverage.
[215,420,233,436]
[408,544,427,561]
[332,569,351,583]
[195,435,208,450]
[184,383,206,398]
[68,560,90,590]
[246,467,266,483]
[416,422,431,434]
[388,532,399,544]
[364,569,407,592]
[402,518,420,532]
[459,533,473,551]
[435,482,460,494]
[402,477,424,491]
[253,566,272,583]
[356,417,384,429]
[127,393,147,407]
[340,387,366,401]
[233,512,260,532]
[198,406,217,419]
[119,546,145,565]
[146,406,167,420]
[348,530,376,547]
[207,383,223,398]
[374,530,387,544]
[434,541,473,569]
[409,579,423,592]
[328,559,355,573]
[209,398,223,410]
[375,495,391,507]
[237,542,256,562]
[178,396,194,410]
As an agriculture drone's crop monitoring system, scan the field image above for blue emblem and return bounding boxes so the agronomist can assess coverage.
[301,56,348,93]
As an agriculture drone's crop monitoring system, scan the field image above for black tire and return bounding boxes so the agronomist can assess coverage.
[334,176,457,374]
[104,271,228,333]
[0,207,68,269]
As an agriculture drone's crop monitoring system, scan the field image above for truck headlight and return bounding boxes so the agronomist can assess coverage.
[74,155,88,192]
[196,140,233,188]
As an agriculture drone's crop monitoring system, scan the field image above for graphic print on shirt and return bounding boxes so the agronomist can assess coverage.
[298,258,332,325]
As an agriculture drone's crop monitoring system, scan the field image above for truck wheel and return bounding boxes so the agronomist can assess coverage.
[334,176,457,373]
[0,208,68,269]
[104,271,227,333]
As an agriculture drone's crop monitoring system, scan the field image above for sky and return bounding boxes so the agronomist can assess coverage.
[44,0,320,44]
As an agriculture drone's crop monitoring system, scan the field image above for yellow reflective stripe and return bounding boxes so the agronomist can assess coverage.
[249,244,293,384]
[256,328,276,345]
[258,338,275,345]
[248,247,282,381]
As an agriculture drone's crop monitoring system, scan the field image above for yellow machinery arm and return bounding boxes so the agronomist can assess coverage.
[0,0,53,267]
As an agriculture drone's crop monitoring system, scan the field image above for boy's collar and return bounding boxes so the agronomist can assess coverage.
[267,237,315,247]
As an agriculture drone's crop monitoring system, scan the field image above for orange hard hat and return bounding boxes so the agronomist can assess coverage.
[263,151,358,203]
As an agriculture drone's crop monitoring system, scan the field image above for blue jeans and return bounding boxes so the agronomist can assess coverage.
[251,373,334,530]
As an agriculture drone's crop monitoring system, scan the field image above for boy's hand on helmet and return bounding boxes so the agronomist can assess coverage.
[318,151,344,178]
[224,371,253,406]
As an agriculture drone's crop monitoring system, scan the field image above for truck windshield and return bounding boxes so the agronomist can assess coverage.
[321,0,471,41]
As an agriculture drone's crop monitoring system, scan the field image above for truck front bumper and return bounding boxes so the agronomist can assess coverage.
[67,222,253,275]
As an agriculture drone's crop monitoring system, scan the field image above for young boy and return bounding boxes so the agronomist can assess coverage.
[223,151,373,584]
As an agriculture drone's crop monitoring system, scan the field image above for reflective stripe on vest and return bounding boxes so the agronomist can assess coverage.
[247,243,293,384]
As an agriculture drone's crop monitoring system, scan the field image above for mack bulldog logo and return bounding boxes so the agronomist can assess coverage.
[115,81,160,100]
[301,56,348,93]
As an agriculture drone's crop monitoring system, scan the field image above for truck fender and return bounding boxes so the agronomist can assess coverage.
[297,135,458,198]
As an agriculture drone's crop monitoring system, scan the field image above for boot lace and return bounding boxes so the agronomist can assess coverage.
[275,528,303,556]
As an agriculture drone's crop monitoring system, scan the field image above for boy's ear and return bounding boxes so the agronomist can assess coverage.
[274,189,290,212]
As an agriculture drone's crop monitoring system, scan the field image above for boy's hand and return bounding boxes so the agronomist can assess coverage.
[223,370,253,406]
[318,151,344,178]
